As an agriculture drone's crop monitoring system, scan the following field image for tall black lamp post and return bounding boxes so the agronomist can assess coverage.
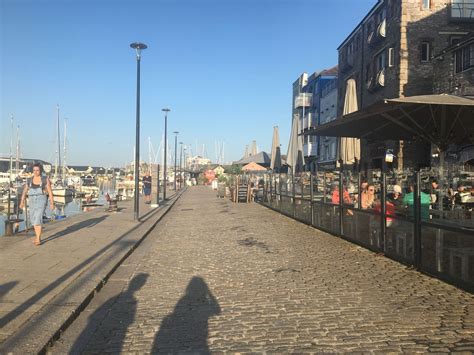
[183,147,187,186]
[179,142,183,189]
[162,108,170,200]
[173,131,179,191]
[130,42,147,221]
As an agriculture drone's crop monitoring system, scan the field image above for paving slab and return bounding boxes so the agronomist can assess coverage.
[0,189,183,353]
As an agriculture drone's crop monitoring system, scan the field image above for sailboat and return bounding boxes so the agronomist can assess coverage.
[51,105,74,197]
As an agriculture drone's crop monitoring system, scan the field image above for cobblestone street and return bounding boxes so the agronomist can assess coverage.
[51,186,474,353]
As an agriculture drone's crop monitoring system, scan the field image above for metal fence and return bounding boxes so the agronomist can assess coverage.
[259,167,474,292]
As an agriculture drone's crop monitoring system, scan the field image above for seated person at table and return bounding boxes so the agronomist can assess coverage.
[453,183,467,209]
[361,184,376,209]
[331,184,352,205]
[402,184,430,220]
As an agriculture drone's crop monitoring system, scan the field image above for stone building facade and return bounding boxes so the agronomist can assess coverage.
[433,34,474,97]
[337,0,474,169]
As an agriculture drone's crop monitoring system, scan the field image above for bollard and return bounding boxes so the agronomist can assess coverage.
[4,220,14,236]
[4,218,23,236]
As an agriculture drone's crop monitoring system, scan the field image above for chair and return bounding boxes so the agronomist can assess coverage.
[105,193,118,212]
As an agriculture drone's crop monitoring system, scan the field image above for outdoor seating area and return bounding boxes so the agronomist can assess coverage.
[260,167,474,291]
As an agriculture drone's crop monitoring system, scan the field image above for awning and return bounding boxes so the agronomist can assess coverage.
[304,94,474,150]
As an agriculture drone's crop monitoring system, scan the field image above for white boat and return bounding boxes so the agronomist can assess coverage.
[52,187,75,197]
[0,172,11,186]
[53,195,73,206]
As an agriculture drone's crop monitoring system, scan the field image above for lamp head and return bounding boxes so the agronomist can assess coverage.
[130,42,147,59]
[173,131,179,135]
[162,108,171,113]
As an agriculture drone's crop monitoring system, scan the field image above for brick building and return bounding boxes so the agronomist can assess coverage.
[433,33,474,97]
[337,0,474,169]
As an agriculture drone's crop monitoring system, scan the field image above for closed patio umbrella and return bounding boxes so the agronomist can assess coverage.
[270,126,280,171]
[287,114,304,174]
[338,78,360,165]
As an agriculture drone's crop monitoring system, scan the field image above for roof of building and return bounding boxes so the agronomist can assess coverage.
[242,162,267,172]
[233,151,271,166]
[320,66,338,76]
[337,0,383,50]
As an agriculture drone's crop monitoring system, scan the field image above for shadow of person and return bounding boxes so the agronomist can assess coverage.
[70,273,148,354]
[0,281,19,300]
[152,276,221,354]
[41,215,108,244]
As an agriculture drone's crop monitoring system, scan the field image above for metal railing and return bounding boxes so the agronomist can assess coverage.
[450,1,474,21]
[259,168,474,292]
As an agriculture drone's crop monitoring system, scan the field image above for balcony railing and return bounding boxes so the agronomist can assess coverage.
[450,1,474,21]
[294,93,313,108]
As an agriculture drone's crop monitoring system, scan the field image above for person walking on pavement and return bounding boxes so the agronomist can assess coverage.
[19,163,54,246]
[142,172,152,204]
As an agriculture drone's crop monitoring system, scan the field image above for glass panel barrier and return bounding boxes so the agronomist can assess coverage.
[421,224,474,288]
[281,196,293,217]
[313,171,325,203]
[385,218,415,262]
[341,209,381,250]
[295,199,311,224]
[313,202,340,235]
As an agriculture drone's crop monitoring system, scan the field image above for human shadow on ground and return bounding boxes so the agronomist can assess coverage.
[41,215,109,244]
[0,281,19,300]
[70,273,149,354]
[152,276,221,354]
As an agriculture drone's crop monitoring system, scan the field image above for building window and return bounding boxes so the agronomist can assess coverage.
[388,47,395,67]
[375,50,386,71]
[455,44,474,73]
[378,8,386,24]
[421,42,431,62]
[422,0,430,9]
[451,0,474,19]
[451,36,462,45]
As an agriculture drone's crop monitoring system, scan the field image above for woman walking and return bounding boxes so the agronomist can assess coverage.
[20,163,54,246]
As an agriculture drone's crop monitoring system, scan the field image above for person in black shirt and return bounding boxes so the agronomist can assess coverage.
[142,173,152,204]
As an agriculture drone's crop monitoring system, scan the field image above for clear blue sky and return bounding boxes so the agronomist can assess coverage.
[1,0,376,167]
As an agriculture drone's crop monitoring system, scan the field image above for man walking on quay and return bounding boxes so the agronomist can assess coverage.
[142,172,152,204]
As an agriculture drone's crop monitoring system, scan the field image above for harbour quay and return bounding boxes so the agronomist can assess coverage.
[29,186,474,354]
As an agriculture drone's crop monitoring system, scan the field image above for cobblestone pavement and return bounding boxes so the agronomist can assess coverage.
[51,186,474,353]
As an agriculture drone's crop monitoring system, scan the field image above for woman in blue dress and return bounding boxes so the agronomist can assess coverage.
[20,163,54,246]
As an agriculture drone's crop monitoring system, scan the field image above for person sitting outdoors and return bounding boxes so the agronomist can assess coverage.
[361,184,376,209]
[453,183,466,209]
[402,184,431,220]
[375,185,403,227]
[331,183,352,205]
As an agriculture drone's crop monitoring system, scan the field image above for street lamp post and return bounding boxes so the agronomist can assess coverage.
[162,108,170,200]
[173,131,179,191]
[179,142,183,189]
[130,42,147,221]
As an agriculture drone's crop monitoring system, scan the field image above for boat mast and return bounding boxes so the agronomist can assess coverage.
[63,117,67,182]
[148,136,152,174]
[54,104,61,179]
[15,125,20,175]
[9,114,13,181]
